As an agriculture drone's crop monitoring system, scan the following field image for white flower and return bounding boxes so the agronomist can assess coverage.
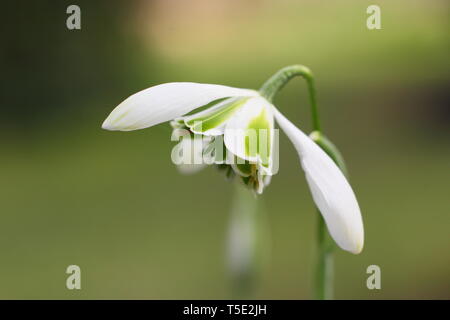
[102,82,364,254]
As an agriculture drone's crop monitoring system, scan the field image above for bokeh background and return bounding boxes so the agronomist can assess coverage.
[1,0,449,299]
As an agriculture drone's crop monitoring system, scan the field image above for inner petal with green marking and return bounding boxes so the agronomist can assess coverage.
[244,107,273,168]
[171,95,274,194]
[185,97,250,134]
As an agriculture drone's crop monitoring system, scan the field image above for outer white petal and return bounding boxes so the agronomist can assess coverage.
[273,108,364,254]
[224,97,274,169]
[102,82,258,131]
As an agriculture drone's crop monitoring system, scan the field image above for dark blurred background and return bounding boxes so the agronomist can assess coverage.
[0,0,448,299]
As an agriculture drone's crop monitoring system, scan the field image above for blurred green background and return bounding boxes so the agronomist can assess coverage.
[0,0,449,299]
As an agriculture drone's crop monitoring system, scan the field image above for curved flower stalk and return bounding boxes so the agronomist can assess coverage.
[102,65,364,299]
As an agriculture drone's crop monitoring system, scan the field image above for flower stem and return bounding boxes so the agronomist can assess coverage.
[260,65,349,300]
[316,213,334,300]
[259,65,321,132]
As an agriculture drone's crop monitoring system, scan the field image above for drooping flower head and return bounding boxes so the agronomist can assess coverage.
[169,94,276,194]
[102,66,364,254]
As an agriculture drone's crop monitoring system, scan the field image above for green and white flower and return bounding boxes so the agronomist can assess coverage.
[102,74,364,254]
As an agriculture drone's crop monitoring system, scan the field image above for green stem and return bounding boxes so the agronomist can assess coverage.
[260,65,348,300]
[259,65,321,132]
[316,214,334,300]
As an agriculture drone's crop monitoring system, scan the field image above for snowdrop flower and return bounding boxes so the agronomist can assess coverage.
[102,65,364,254]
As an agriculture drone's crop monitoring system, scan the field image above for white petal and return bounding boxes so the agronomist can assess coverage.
[273,108,364,254]
[102,82,258,131]
[224,97,274,169]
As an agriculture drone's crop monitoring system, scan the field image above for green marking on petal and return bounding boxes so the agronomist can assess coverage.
[244,108,272,167]
[186,98,249,133]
